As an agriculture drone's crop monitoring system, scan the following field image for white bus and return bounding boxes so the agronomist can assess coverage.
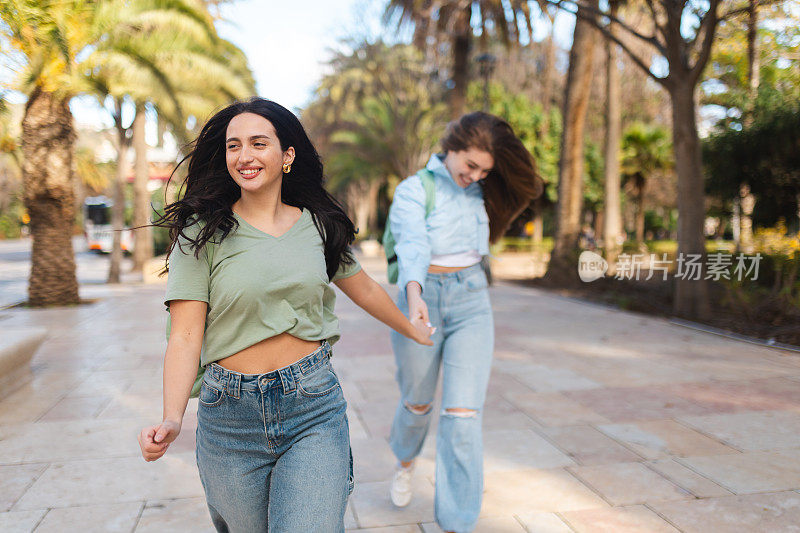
[83,196,133,253]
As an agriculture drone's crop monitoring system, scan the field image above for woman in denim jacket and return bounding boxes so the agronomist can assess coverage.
[387,112,543,532]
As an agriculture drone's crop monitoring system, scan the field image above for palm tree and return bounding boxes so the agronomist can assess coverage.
[84,4,255,280]
[304,42,447,237]
[385,0,540,117]
[0,0,106,305]
[0,0,247,303]
[620,122,672,244]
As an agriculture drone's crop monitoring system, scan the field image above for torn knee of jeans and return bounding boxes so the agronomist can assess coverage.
[404,402,432,415]
[442,408,478,418]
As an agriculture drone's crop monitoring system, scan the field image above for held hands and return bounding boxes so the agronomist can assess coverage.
[138,418,181,462]
[407,288,435,346]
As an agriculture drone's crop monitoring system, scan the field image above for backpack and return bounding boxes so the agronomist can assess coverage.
[383,169,436,284]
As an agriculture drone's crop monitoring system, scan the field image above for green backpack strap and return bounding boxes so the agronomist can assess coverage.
[418,169,436,216]
[383,168,436,285]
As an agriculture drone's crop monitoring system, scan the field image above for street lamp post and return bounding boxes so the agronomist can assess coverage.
[475,53,496,112]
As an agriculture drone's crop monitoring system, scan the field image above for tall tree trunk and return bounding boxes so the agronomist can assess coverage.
[544,2,598,284]
[366,179,382,237]
[603,6,623,269]
[108,100,128,284]
[747,0,760,102]
[738,0,759,253]
[108,135,127,283]
[538,26,557,139]
[21,87,80,306]
[450,5,472,119]
[669,82,709,319]
[132,102,153,272]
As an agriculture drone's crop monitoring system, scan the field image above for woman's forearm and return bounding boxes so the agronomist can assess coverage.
[338,273,418,339]
[162,337,202,423]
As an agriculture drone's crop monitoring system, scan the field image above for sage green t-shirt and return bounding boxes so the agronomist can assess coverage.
[164,208,361,396]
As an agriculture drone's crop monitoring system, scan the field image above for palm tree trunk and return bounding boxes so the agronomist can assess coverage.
[450,5,472,119]
[669,82,710,319]
[544,1,599,284]
[108,100,128,283]
[21,87,80,306]
[603,6,623,269]
[132,102,153,272]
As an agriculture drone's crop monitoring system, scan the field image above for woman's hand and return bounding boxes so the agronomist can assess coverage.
[138,418,181,462]
[409,313,435,346]
[407,284,435,346]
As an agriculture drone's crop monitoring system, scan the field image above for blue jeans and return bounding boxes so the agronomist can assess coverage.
[195,341,353,532]
[390,263,494,532]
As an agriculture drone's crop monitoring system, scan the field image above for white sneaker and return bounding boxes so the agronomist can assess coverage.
[390,463,414,507]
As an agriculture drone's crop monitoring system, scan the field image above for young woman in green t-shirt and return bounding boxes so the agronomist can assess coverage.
[136,97,433,532]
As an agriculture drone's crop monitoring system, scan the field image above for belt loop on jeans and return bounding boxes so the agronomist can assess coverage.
[279,366,296,394]
[227,371,241,399]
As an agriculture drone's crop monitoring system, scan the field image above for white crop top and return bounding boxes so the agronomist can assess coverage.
[429,250,482,268]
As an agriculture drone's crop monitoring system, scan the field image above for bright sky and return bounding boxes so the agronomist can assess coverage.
[214,0,386,112]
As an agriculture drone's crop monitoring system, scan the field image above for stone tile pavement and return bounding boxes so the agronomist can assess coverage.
[2,256,800,532]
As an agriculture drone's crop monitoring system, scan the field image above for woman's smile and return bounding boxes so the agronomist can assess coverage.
[238,167,262,179]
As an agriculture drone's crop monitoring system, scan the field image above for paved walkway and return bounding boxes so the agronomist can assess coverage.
[1,256,800,532]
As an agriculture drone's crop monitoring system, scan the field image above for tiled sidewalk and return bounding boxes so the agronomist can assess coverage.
[2,258,800,532]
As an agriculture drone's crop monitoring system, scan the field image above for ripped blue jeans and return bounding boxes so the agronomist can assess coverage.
[390,263,494,532]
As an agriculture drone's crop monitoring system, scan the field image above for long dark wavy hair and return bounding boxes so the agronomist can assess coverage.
[441,111,544,243]
[155,97,356,280]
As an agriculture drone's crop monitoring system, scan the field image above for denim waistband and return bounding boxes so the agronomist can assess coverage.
[425,261,483,281]
[206,341,332,397]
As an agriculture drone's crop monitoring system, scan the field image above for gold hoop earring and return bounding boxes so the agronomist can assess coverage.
[282,163,291,174]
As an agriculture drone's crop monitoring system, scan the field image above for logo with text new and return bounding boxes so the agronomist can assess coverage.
[578,251,608,282]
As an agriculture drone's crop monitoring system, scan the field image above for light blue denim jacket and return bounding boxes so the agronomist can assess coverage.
[389,154,490,294]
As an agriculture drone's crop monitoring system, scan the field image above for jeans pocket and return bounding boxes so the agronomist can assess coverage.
[198,380,224,407]
[465,270,488,292]
[297,363,340,398]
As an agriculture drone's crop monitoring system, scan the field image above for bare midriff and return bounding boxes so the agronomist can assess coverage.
[216,332,322,374]
[428,264,470,273]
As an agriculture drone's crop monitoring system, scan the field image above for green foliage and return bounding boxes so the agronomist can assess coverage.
[582,141,604,208]
[703,96,800,227]
[702,12,800,129]
[0,197,24,239]
[496,236,553,254]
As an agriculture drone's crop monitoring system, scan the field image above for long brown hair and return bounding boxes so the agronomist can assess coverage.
[441,112,543,243]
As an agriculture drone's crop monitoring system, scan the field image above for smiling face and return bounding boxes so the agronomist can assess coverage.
[443,147,494,188]
[225,112,294,195]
